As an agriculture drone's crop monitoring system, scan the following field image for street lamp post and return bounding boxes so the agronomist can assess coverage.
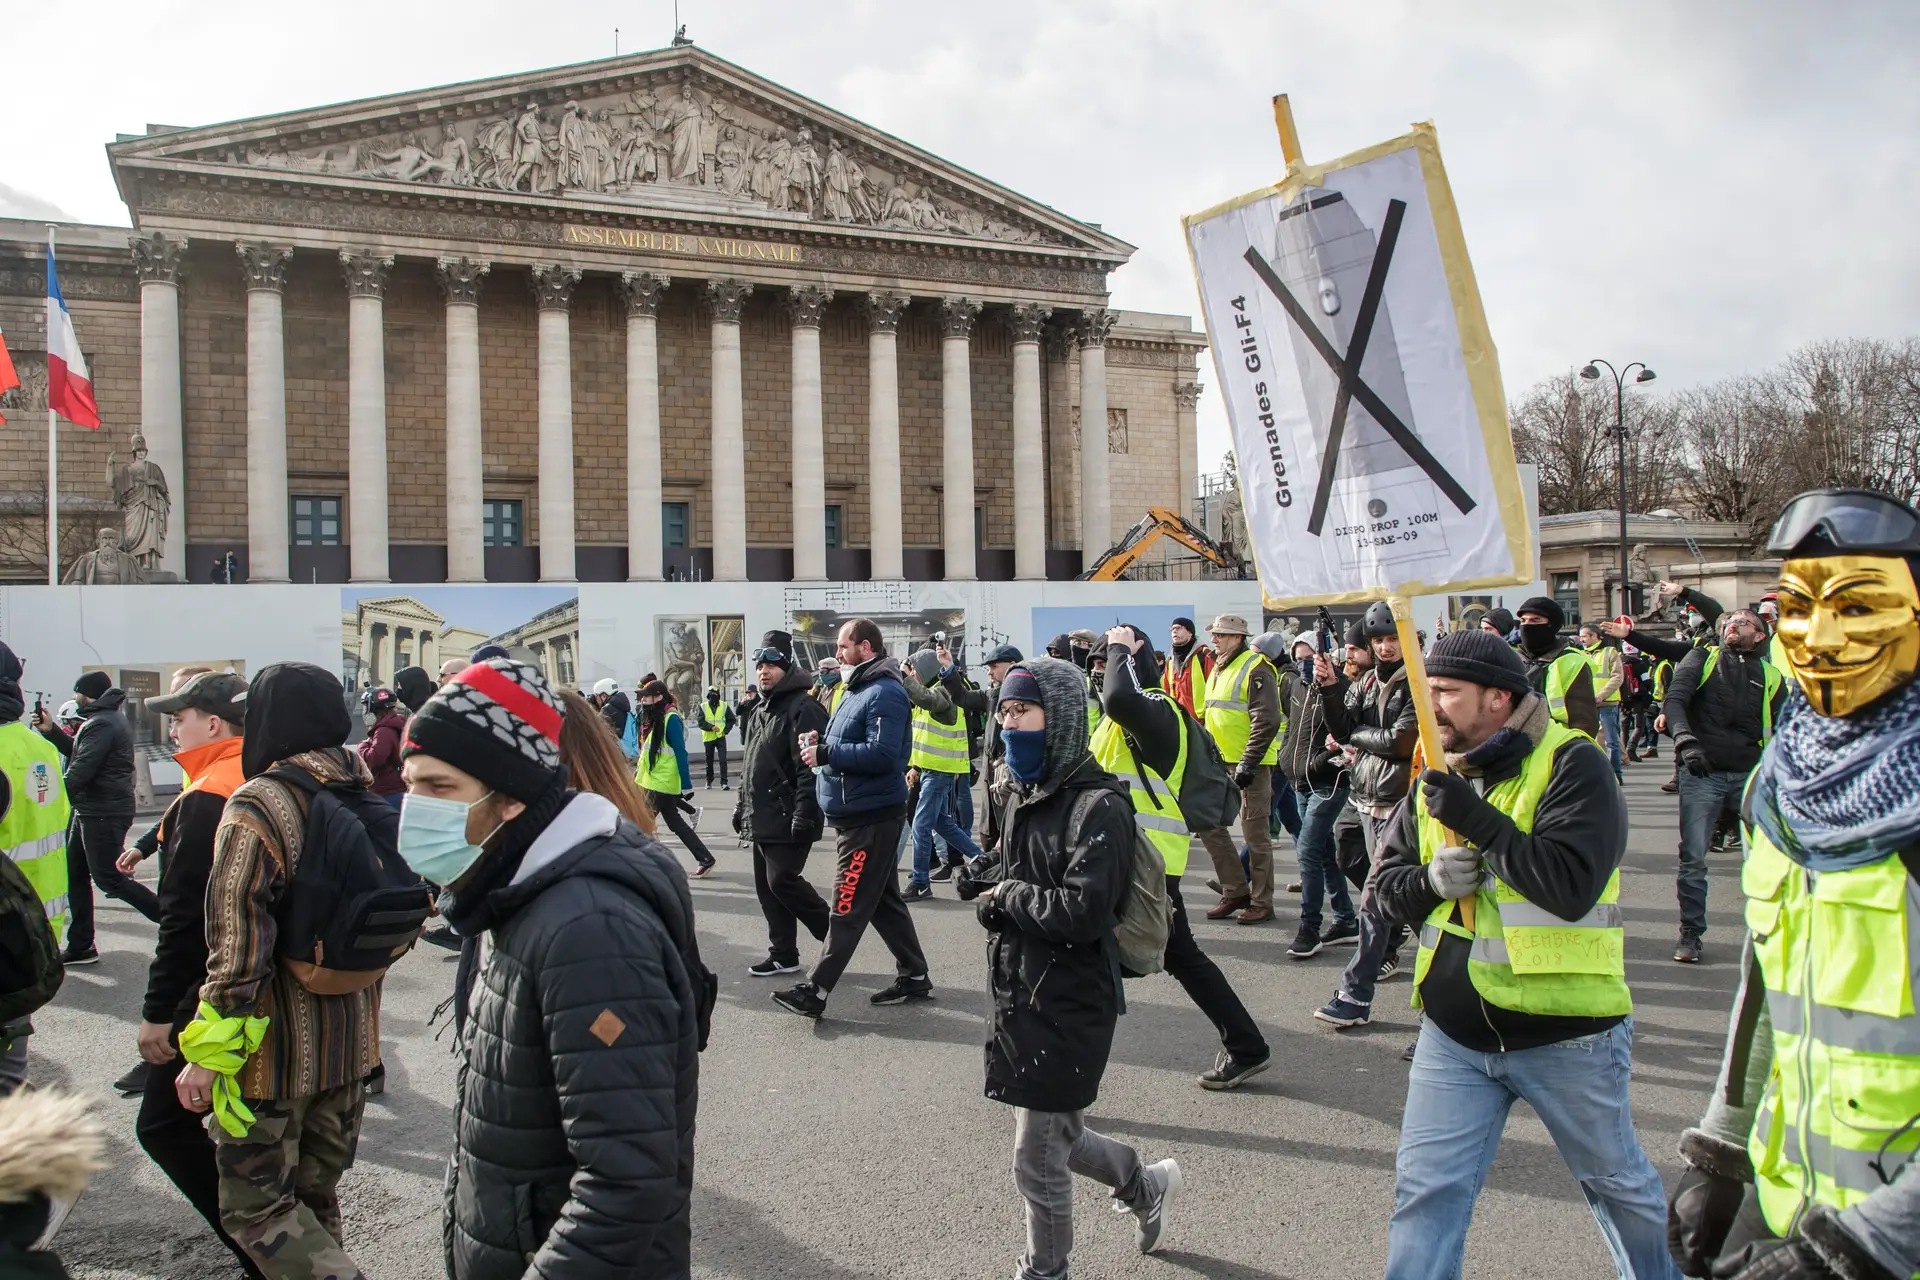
[1580,358,1657,617]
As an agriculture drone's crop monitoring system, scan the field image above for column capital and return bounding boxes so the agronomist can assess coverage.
[340,250,394,299]
[865,290,909,334]
[1044,321,1077,363]
[1174,380,1205,410]
[705,277,753,324]
[131,231,187,286]
[235,242,292,293]
[1008,303,1052,344]
[939,296,982,340]
[786,285,834,329]
[1075,308,1116,349]
[436,256,489,306]
[621,270,671,318]
[531,264,581,312]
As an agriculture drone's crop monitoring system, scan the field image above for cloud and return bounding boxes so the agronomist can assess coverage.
[0,182,74,223]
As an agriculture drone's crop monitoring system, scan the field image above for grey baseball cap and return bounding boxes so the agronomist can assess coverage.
[146,670,248,722]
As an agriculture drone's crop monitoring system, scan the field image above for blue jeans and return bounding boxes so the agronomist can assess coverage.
[1596,705,1624,782]
[1676,769,1745,939]
[1337,811,1399,1006]
[1296,785,1354,934]
[1387,1018,1678,1280]
[912,770,981,886]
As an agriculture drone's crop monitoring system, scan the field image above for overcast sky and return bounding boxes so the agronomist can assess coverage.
[6,0,1916,468]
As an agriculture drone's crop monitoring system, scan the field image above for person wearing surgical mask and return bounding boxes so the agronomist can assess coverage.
[398,656,710,1279]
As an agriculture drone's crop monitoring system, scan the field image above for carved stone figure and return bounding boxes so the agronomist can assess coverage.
[557,102,589,189]
[585,110,619,191]
[367,133,459,184]
[784,127,821,215]
[109,433,170,572]
[659,82,705,183]
[510,101,553,193]
[879,177,915,226]
[713,126,748,196]
[434,126,474,185]
[752,128,788,202]
[63,526,147,585]
[1628,543,1654,602]
[822,137,856,221]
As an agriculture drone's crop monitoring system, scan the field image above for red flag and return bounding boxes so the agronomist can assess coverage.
[0,323,18,425]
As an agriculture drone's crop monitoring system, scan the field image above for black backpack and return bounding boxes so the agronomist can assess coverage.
[268,767,432,995]
[1167,703,1239,832]
[0,855,62,1026]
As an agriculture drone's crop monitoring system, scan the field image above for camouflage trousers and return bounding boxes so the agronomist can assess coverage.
[212,1081,368,1280]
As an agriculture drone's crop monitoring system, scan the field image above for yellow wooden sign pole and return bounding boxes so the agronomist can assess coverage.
[1389,594,1475,930]
[1271,93,1304,173]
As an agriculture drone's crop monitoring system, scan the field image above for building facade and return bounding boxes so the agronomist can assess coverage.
[1538,510,1772,623]
[0,46,1205,586]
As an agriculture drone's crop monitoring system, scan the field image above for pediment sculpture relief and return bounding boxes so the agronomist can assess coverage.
[202,78,1058,246]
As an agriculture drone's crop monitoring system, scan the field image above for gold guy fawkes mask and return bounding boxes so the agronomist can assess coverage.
[1774,555,1920,717]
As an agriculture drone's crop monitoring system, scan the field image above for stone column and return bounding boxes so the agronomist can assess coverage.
[131,233,187,582]
[621,272,669,582]
[341,251,393,583]
[939,298,982,581]
[865,292,908,581]
[1174,381,1203,529]
[437,259,489,582]
[707,279,753,582]
[532,265,581,583]
[788,286,832,581]
[1076,309,1116,564]
[237,243,292,583]
[1009,304,1050,580]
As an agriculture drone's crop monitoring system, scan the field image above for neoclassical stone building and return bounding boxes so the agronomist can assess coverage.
[0,46,1206,584]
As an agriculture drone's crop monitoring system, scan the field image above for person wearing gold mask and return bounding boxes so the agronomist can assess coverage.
[1667,488,1920,1280]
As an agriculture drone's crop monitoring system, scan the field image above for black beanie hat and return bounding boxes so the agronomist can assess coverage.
[402,658,565,803]
[756,630,795,669]
[1483,608,1516,636]
[1424,629,1531,697]
[74,671,111,699]
[1172,616,1197,634]
[1344,620,1368,649]
[1517,596,1565,632]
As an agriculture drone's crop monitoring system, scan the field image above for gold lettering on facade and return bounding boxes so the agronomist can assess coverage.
[563,224,800,263]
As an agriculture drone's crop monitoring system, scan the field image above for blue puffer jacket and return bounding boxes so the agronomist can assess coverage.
[816,655,911,822]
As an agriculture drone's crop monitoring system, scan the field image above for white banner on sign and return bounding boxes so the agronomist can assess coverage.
[1184,125,1530,607]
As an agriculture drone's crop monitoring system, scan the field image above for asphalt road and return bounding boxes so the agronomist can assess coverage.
[33,760,1738,1280]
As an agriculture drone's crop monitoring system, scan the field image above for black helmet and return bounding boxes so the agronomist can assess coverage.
[362,686,397,713]
[1363,601,1397,639]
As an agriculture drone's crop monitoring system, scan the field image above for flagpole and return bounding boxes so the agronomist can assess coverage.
[46,225,58,585]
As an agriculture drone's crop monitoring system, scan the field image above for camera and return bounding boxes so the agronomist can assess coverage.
[930,630,947,645]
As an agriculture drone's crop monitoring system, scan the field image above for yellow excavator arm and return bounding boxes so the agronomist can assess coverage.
[1078,506,1243,581]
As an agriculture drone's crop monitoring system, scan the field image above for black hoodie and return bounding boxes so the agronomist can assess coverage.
[40,687,135,816]
[240,662,353,780]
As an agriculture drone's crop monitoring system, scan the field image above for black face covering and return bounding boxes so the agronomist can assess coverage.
[241,662,353,779]
[1519,622,1560,656]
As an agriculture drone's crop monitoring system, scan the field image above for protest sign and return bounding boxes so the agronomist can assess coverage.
[1184,122,1530,609]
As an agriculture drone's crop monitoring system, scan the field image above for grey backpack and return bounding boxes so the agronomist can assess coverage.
[1070,786,1170,979]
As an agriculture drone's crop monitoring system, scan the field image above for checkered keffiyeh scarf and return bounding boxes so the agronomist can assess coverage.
[1750,677,1920,871]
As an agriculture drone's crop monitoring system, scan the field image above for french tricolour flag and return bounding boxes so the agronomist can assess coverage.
[46,243,100,429]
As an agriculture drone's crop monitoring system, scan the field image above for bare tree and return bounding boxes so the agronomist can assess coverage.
[1510,370,1679,516]
[1673,376,1791,534]
[0,478,103,582]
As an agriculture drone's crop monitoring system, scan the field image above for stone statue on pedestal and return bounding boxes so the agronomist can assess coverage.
[63,526,147,585]
[109,433,170,574]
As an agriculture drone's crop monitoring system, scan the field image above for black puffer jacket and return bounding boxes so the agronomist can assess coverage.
[1277,666,1344,791]
[40,689,135,816]
[445,794,706,1280]
[977,656,1133,1115]
[1665,643,1786,774]
[733,666,828,844]
[1321,661,1416,813]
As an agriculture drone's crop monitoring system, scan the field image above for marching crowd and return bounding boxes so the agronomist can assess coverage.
[0,486,1914,1280]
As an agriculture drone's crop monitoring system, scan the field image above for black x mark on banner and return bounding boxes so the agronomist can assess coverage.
[1241,198,1477,537]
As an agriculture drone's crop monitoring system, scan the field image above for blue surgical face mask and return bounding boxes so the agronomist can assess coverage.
[398,791,503,887]
[1002,728,1047,783]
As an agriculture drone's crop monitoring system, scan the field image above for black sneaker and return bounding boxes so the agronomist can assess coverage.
[1198,1049,1270,1091]
[113,1061,151,1097]
[748,956,801,978]
[59,946,99,967]
[364,1062,385,1096]
[1674,934,1703,964]
[422,924,461,952]
[1377,953,1401,982]
[1402,1039,1418,1062]
[1321,918,1361,947]
[901,880,933,902]
[928,863,956,882]
[869,974,934,1005]
[1286,924,1323,959]
[773,983,826,1018]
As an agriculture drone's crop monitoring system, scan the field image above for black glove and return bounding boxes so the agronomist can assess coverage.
[730,808,744,836]
[1680,740,1713,777]
[789,816,819,845]
[1232,765,1257,791]
[1418,768,1493,836]
[1668,1130,1754,1279]
[1746,1204,1903,1280]
[1729,1240,1833,1280]
[975,894,1008,931]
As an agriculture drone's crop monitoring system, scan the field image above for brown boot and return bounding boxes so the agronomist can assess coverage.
[1236,905,1274,925]
[1206,895,1251,920]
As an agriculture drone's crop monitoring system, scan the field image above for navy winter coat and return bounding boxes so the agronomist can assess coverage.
[815,655,911,822]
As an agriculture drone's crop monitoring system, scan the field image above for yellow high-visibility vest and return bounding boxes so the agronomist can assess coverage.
[0,724,71,948]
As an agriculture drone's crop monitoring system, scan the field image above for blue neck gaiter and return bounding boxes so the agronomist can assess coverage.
[1003,728,1047,783]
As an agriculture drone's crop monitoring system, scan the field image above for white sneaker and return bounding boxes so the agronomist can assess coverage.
[1128,1158,1182,1254]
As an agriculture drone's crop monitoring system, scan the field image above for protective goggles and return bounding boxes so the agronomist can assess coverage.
[1767,489,1920,556]
[749,647,789,664]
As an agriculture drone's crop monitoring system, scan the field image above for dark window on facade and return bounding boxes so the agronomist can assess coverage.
[291,495,341,546]
[482,500,523,548]
[1552,572,1582,625]
[824,505,843,549]
[975,506,986,548]
[662,502,690,548]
